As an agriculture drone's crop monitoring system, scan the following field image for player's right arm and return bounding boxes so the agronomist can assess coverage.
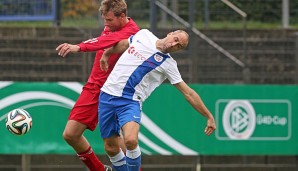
[100,39,129,71]
[56,24,138,57]
[174,81,216,136]
[78,26,137,52]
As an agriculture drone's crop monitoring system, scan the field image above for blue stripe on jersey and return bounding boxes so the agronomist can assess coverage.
[122,52,169,99]
[129,35,134,44]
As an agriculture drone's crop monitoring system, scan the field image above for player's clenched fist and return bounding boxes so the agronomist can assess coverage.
[56,43,80,57]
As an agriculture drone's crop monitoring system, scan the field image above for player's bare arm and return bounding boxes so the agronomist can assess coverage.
[174,81,216,136]
[100,49,111,72]
[56,43,80,57]
[100,39,130,71]
[105,39,130,55]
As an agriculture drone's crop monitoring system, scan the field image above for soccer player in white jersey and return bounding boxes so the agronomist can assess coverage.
[98,29,216,171]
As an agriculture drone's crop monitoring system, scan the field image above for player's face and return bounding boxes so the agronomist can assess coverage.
[102,11,124,32]
[161,31,188,53]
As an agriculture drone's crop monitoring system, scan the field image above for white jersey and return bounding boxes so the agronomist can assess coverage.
[101,29,183,102]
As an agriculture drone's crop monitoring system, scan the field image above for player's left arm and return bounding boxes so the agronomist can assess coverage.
[100,39,130,71]
[174,81,216,136]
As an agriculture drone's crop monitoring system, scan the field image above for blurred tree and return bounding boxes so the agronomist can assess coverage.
[61,0,99,19]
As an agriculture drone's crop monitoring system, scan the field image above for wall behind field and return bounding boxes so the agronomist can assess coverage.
[0,82,297,155]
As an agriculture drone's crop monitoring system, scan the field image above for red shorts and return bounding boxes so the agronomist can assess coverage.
[69,82,101,131]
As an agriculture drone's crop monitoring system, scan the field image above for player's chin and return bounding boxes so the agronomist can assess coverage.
[108,27,116,32]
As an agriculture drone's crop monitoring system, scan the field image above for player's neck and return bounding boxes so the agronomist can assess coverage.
[123,17,129,25]
[156,39,167,54]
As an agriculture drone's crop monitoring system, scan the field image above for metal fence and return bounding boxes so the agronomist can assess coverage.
[0,0,298,84]
[0,0,57,21]
[0,1,298,171]
[1,0,298,28]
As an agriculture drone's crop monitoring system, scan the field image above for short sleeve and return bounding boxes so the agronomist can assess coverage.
[165,59,183,84]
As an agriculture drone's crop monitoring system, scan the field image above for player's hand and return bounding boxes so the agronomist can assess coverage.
[56,43,80,57]
[100,53,110,72]
[204,118,216,136]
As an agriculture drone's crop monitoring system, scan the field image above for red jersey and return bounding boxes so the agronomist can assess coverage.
[77,18,139,87]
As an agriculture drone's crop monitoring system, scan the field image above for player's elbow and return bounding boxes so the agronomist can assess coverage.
[184,90,200,106]
[183,89,194,101]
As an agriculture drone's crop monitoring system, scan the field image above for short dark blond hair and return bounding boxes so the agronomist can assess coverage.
[99,0,127,17]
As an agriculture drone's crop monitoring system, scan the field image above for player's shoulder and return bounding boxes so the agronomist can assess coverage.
[127,18,139,27]
[139,29,151,34]
[123,18,139,32]
[165,53,178,64]
[135,29,154,37]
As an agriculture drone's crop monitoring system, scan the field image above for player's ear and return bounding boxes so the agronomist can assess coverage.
[120,13,126,18]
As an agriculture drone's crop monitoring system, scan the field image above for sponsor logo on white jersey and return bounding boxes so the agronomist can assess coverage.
[128,46,146,60]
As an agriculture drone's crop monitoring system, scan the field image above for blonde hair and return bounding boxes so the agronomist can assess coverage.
[99,0,127,17]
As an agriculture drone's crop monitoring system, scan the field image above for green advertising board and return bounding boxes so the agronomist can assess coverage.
[0,82,297,155]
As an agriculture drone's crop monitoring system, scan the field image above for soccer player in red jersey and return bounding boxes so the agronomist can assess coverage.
[56,0,139,171]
